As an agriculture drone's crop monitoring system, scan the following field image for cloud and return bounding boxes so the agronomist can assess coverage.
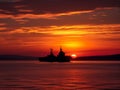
[0,0,20,2]
[0,7,119,28]
[0,10,93,20]
[0,23,6,26]
[1,24,120,36]
[0,0,119,15]
[0,0,120,26]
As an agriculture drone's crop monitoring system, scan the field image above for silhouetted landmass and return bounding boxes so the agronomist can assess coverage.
[0,55,37,60]
[75,54,120,61]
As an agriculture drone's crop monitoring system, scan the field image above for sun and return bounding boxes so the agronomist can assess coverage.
[71,54,77,58]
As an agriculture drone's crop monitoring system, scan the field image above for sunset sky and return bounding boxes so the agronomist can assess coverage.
[0,0,120,56]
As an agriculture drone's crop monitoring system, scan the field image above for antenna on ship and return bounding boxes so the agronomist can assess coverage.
[60,46,62,51]
[50,48,54,55]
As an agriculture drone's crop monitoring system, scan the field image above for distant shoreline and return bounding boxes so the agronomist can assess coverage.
[0,54,120,61]
[74,54,120,61]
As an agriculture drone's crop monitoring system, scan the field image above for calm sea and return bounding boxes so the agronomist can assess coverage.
[0,60,120,90]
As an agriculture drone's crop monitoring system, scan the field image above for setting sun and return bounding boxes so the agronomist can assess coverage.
[71,54,77,58]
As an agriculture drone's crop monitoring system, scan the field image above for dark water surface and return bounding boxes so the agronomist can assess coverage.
[0,60,120,90]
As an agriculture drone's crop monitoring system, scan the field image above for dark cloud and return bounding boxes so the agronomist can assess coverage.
[0,0,20,2]
[1,8,119,29]
[0,0,120,34]
[0,0,120,15]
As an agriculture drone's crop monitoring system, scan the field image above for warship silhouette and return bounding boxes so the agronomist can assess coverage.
[39,48,70,62]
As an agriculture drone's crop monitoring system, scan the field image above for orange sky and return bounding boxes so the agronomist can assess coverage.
[0,0,120,56]
[0,24,120,56]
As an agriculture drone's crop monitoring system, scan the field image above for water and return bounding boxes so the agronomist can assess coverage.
[0,60,120,90]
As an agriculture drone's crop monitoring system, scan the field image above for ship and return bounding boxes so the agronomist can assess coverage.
[39,48,71,62]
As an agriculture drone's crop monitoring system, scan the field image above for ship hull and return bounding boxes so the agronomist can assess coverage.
[39,56,70,62]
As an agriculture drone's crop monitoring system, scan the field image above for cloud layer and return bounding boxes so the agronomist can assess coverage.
[0,0,120,56]
[0,0,120,15]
